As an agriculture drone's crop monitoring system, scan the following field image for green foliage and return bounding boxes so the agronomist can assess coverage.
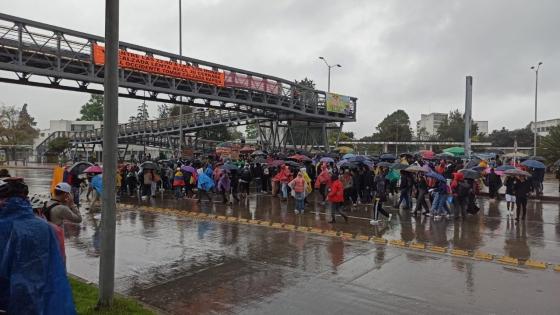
[245,123,257,139]
[69,277,154,315]
[538,125,560,164]
[78,95,104,121]
[158,104,187,118]
[374,109,413,141]
[295,77,316,89]
[0,104,40,145]
[196,125,232,141]
[486,126,533,147]
[436,109,479,141]
[47,137,70,154]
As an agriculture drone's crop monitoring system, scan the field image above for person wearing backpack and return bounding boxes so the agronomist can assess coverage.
[451,172,470,219]
[327,173,348,223]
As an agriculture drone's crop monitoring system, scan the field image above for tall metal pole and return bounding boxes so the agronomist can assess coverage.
[464,76,473,159]
[318,57,341,152]
[178,0,183,158]
[531,62,542,156]
[98,0,119,307]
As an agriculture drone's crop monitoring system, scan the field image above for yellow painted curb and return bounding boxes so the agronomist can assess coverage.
[247,219,260,225]
[341,232,354,239]
[372,237,387,244]
[451,249,470,257]
[324,230,338,236]
[554,265,560,272]
[226,216,238,222]
[308,228,323,234]
[525,260,547,270]
[429,246,447,254]
[271,222,283,228]
[497,256,519,266]
[356,235,370,241]
[282,224,296,230]
[389,239,406,247]
[409,242,426,250]
[473,251,494,261]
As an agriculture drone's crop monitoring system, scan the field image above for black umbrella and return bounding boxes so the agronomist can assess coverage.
[254,157,267,164]
[251,150,266,156]
[380,153,396,161]
[390,163,409,170]
[377,161,393,168]
[459,169,481,179]
[68,161,93,175]
[284,160,301,167]
[527,156,546,162]
[221,163,239,171]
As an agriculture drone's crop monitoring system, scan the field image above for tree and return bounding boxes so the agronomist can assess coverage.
[245,123,258,139]
[47,137,70,154]
[78,94,104,121]
[436,109,479,141]
[295,77,315,89]
[0,104,40,159]
[373,110,413,142]
[157,104,170,119]
[538,125,560,163]
[129,101,150,123]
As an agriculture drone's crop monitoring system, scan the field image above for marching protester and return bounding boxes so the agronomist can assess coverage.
[289,171,307,214]
[370,167,392,224]
[327,173,348,223]
[504,175,516,216]
[514,175,531,221]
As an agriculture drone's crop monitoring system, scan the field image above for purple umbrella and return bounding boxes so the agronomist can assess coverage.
[181,165,196,174]
[320,157,335,163]
[83,165,103,174]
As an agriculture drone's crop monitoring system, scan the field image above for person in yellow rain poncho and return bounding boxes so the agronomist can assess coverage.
[50,164,66,196]
[299,167,312,205]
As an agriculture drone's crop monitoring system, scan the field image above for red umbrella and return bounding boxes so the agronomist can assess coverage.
[269,160,285,167]
[288,154,311,162]
[240,146,255,153]
[83,165,103,174]
[419,150,435,159]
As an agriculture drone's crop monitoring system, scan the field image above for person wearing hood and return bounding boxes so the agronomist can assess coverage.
[370,167,392,224]
[196,169,215,203]
[486,168,502,199]
[239,164,252,199]
[327,173,348,223]
[315,163,331,203]
[451,172,470,219]
[289,171,307,214]
[173,168,185,199]
[0,178,76,314]
[217,171,231,204]
[274,165,292,201]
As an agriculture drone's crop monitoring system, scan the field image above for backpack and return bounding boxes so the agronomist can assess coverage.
[42,201,60,222]
[457,182,471,198]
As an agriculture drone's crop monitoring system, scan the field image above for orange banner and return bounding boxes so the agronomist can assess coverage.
[92,43,225,87]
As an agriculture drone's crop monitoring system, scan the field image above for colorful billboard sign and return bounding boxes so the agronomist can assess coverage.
[92,43,225,86]
[326,93,352,114]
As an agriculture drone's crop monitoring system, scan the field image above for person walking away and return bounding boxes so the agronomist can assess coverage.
[327,174,348,223]
[151,170,161,198]
[276,165,293,201]
[351,169,360,205]
[197,169,214,203]
[451,172,469,219]
[0,178,76,314]
[396,170,413,209]
[262,164,270,193]
[361,166,374,204]
[252,163,263,193]
[414,173,430,216]
[486,168,502,199]
[239,164,252,199]
[230,169,240,203]
[315,164,331,203]
[218,172,231,204]
[504,175,516,217]
[142,169,153,199]
[431,179,450,220]
[370,167,392,224]
[289,171,307,214]
[173,168,186,199]
[514,176,531,221]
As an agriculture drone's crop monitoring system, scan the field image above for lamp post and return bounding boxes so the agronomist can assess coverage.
[178,0,183,158]
[318,56,341,150]
[530,62,542,156]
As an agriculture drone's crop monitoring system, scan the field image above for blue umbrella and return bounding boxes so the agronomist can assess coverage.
[425,172,446,181]
[342,153,356,160]
[376,161,392,168]
[349,155,368,163]
[320,157,335,163]
[496,165,516,171]
[521,159,545,169]
[469,166,485,172]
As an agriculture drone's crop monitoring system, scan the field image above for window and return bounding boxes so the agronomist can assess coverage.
[71,124,94,131]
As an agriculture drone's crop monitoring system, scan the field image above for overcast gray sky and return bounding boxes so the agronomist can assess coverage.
[1,0,558,137]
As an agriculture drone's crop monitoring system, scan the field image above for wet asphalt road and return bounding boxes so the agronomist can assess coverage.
[8,167,560,314]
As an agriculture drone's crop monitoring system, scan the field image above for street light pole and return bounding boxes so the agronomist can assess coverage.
[98,0,119,307]
[178,0,183,158]
[530,62,542,156]
[318,56,341,151]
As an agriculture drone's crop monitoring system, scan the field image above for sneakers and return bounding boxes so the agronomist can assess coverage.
[388,214,393,221]
[423,212,431,217]
[434,215,441,220]
[445,214,450,219]
[294,210,299,215]
[369,219,380,225]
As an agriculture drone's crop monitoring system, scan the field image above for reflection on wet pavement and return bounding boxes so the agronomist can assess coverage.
[8,167,560,314]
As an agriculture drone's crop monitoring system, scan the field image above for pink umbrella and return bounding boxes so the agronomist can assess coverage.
[83,165,103,174]
[484,167,504,176]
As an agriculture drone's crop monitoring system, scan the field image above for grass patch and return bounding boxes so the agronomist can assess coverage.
[69,277,154,315]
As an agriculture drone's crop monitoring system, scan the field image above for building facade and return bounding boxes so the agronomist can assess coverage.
[474,120,489,135]
[530,118,560,136]
[416,113,447,139]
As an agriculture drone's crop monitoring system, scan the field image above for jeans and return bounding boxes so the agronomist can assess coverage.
[281,182,288,199]
[255,178,262,193]
[294,192,305,212]
[431,192,449,215]
[415,189,430,212]
[174,186,183,198]
[398,188,412,209]
[71,186,80,206]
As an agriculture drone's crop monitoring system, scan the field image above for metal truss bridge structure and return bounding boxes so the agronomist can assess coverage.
[0,13,358,153]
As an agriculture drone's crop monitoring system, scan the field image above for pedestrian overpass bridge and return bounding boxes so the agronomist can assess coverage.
[0,13,357,143]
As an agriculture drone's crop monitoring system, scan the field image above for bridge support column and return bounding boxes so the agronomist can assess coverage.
[383,143,388,153]
[322,124,329,152]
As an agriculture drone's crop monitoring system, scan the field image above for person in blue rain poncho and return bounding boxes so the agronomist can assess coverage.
[197,169,215,203]
[0,178,76,314]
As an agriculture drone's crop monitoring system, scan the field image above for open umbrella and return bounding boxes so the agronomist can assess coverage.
[425,172,446,181]
[521,159,546,169]
[222,163,239,171]
[284,160,301,167]
[405,165,428,173]
[349,155,368,163]
[496,165,516,171]
[251,150,266,156]
[254,157,267,164]
[68,161,93,174]
[504,169,531,177]
[83,165,103,174]
[181,165,196,174]
[503,152,528,158]
[380,153,396,161]
[239,146,255,154]
[342,153,356,160]
[390,163,409,170]
[459,169,481,179]
[554,159,560,167]
[527,156,546,162]
[269,160,285,167]
[335,146,354,154]
[419,150,435,159]
[288,154,311,162]
[376,161,393,168]
[443,147,464,156]
[140,161,157,170]
[320,157,335,163]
